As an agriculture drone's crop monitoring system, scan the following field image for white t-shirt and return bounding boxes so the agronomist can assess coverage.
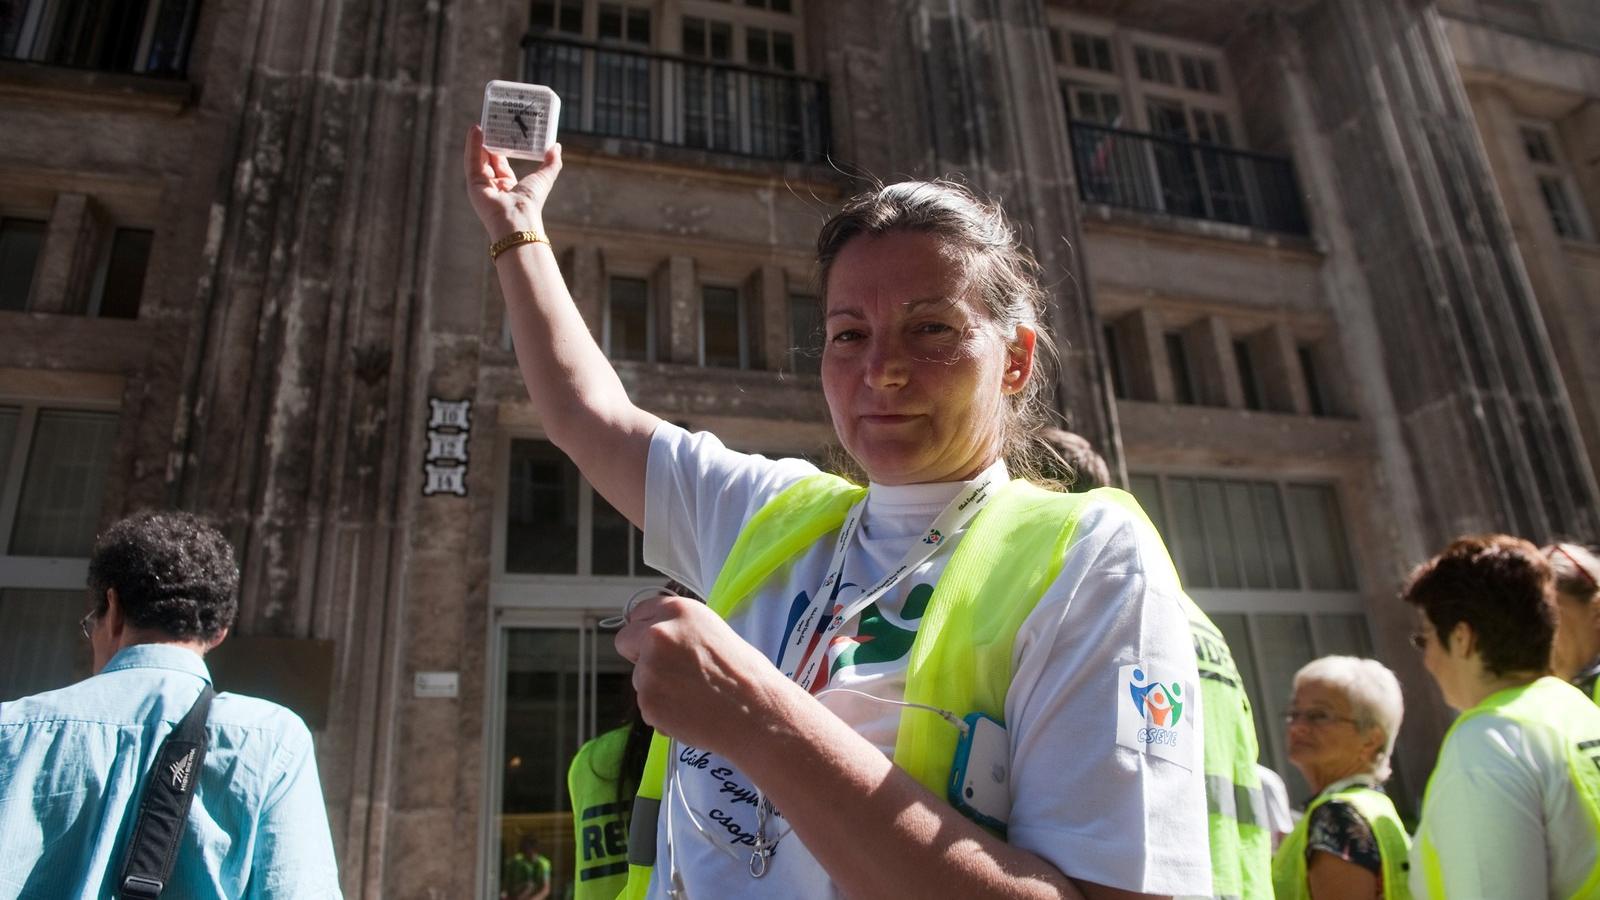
[1410,682,1600,900]
[642,423,1212,898]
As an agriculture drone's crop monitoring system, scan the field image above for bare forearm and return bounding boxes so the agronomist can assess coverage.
[727,680,1090,900]
[494,241,657,524]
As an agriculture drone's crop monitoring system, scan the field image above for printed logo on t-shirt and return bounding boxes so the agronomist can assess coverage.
[780,582,933,695]
[1115,664,1195,770]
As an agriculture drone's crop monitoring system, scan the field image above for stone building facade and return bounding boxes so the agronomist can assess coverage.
[0,0,1596,896]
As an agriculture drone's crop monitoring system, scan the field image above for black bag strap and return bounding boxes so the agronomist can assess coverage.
[117,684,215,900]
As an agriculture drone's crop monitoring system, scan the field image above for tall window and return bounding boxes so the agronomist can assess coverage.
[604,276,655,362]
[700,285,749,369]
[0,0,200,75]
[1520,123,1592,241]
[1129,471,1377,803]
[0,218,45,312]
[504,439,653,577]
[593,3,651,138]
[0,402,119,699]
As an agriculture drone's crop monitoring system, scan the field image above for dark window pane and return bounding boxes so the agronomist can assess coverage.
[1234,339,1261,410]
[96,228,152,319]
[709,21,731,60]
[0,218,45,312]
[0,407,17,477]
[746,27,768,67]
[701,286,743,368]
[10,410,118,557]
[559,0,583,34]
[627,8,650,45]
[1180,56,1200,91]
[606,277,651,362]
[772,31,795,71]
[682,17,705,56]
[1521,127,1554,164]
[1166,332,1195,405]
[1104,324,1127,399]
[532,1,556,29]
[598,3,621,40]
[1298,344,1326,416]
[143,0,198,74]
[506,439,579,573]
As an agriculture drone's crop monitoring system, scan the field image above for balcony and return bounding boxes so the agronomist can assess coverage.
[1069,121,1309,236]
[522,35,830,164]
[0,0,199,77]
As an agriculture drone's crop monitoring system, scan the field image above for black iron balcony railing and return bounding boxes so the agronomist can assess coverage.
[0,0,199,77]
[522,35,830,163]
[1069,121,1309,236]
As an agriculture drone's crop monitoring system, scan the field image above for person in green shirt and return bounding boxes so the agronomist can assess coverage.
[501,833,551,900]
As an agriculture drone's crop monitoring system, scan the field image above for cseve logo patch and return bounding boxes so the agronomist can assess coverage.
[1116,664,1195,770]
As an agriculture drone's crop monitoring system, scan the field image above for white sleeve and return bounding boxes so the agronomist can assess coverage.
[641,421,820,599]
[1003,502,1213,897]
[1410,721,1547,900]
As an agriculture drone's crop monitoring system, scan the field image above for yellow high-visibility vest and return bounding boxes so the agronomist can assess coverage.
[1271,781,1411,900]
[567,726,632,900]
[619,476,1255,897]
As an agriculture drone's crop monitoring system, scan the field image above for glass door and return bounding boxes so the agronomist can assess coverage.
[490,613,635,900]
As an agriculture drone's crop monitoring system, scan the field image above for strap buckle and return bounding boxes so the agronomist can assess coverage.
[121,874,165,899]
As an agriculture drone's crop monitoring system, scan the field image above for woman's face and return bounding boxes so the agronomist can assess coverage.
[1284,680,1381,787]
[1551,591,1600,680]
[822,231,1033,486]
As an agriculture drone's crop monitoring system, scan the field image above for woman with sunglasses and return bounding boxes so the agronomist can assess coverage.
[1546,542,1600,703]
[1271,656,1411,900]
[1402,535,1600,899]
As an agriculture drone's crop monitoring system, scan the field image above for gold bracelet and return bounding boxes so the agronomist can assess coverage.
[489,229,550,261]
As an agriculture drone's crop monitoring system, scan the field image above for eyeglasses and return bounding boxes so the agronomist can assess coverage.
[1408,631,1430,651]
[79,610,98,640]
[1282,708,1359,728]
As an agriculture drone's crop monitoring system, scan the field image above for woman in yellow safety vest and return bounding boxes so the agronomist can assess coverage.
[1402,535,1600,900]
[1546,542,1600,703]
[464,127,1212,899]
[1270,656,1411,900]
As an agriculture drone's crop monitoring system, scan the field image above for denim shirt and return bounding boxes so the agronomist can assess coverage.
[0,644,341,899]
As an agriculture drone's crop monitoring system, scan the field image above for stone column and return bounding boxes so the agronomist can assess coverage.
[1284,0,1600,541]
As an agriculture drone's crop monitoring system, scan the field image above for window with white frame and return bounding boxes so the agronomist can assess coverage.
[503,438,654,578]
[1050,17,1239,143]
[700,284,751,369]
[0,401,119,700]
[1125,471,1398,806]
[1520,123,1592,241]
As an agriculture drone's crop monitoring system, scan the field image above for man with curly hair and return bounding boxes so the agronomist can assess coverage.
[0,511,341,898]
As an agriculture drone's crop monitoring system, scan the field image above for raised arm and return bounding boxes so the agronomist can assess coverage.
[463,126,657,526]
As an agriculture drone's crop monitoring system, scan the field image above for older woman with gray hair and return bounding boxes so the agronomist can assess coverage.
[1271,656,1412,900]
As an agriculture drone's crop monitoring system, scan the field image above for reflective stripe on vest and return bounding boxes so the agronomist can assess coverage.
[1271,784,1411,900]
[622,476,1110,896]
[567,727,634,900]
[1414,676,1600,900]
